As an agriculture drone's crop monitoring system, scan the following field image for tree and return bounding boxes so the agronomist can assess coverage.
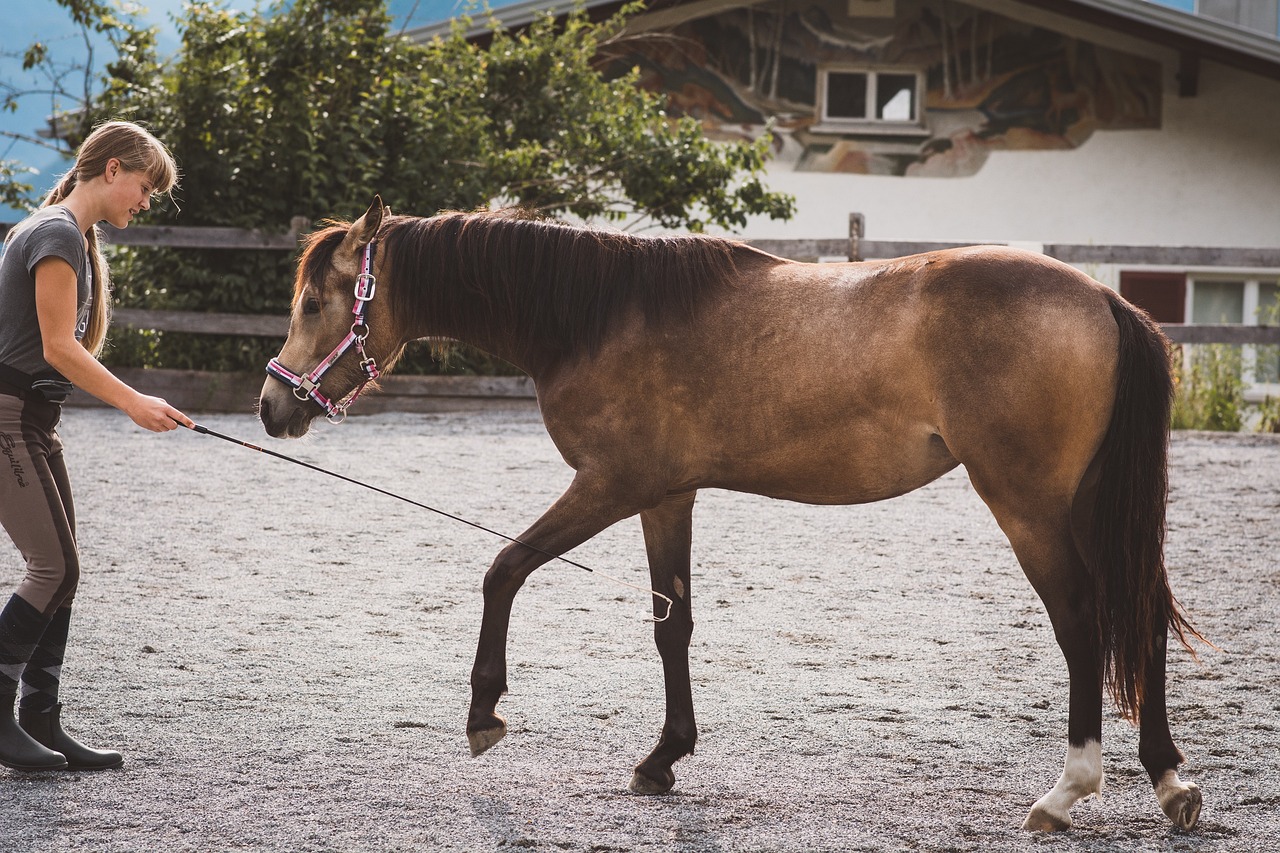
[102,0,793,230]
[37,0,797,371]
[1,0,160,208]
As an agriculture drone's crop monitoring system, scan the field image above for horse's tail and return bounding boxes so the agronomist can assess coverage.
[1086,290,1202,722]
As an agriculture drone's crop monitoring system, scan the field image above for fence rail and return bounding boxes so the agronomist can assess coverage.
[0,218,308,249]
[113,308,288,337]
[5,219,1280,267]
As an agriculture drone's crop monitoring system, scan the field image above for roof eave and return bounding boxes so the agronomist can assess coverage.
[404,0,1280,81]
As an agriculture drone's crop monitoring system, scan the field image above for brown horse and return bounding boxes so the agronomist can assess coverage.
[259,198,1203,832]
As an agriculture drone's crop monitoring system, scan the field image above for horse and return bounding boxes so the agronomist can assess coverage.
[258,197,1203,832]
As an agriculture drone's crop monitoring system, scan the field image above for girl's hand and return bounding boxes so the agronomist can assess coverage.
[126,393,194,432]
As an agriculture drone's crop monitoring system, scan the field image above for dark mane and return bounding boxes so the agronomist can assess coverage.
[380,211,751,358]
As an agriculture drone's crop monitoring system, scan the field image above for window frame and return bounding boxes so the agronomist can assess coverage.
[1186,274,1280,393]
[813,66,930,136]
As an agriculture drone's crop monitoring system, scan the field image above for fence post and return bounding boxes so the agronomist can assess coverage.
[848,213,865,262]
[289,216,311,240]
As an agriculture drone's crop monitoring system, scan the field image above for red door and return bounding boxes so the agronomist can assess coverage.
[1120,271,1186,323]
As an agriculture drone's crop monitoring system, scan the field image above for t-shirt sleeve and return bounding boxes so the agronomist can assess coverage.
[22,218,84,278]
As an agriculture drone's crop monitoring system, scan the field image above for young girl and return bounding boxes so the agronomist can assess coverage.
[0,120,193,771]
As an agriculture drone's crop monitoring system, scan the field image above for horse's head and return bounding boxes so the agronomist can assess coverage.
[259,196,399,438]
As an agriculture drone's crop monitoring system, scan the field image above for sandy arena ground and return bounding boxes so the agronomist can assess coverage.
[0,407,1276,852]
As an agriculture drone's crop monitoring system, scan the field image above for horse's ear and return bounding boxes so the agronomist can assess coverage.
[348,195,385,249]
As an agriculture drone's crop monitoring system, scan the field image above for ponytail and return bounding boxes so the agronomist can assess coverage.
[43,170,78,207]
[79,226,111,357]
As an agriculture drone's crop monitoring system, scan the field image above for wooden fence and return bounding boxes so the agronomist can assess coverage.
[3,219,1277,412]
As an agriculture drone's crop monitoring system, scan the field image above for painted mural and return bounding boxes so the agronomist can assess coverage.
[623,0,1162,176]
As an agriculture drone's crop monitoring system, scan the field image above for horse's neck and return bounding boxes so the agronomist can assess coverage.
[406,284,557,381]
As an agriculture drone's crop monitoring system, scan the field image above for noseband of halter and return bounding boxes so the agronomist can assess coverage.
[265,240,381,424]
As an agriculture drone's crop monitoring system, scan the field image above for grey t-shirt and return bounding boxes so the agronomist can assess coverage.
[0,205,92,379]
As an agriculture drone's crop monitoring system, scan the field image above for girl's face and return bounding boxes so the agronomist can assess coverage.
[101,159,156,228]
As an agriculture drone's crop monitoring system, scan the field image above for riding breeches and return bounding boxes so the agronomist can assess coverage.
[0,393,78,616]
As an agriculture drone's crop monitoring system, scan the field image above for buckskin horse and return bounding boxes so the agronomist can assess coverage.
[258,198,1203,832]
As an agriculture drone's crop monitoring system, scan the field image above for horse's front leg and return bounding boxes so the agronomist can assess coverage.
[467,474,641,757]
[629,491,698,795]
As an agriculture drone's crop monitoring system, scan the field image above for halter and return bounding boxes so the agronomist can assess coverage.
[266,241,381,424]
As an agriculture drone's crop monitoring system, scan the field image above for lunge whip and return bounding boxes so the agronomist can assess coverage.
[183,423,672,621]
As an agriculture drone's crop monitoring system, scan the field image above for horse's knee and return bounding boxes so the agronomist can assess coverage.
[481,553,532,603]
[654,610,693,650]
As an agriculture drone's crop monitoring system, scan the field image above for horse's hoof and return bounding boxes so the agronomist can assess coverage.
[467,715,507,757]
[628,767,675,795]
[1157,779,1202,830]
[1022,802,1071,832]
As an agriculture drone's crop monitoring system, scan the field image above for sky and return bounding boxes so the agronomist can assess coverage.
[0,0,511,211]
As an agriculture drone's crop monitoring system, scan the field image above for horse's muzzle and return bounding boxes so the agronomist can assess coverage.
[258,390,313,439]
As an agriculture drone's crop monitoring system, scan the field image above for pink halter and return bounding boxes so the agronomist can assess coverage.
[265,241,381,424]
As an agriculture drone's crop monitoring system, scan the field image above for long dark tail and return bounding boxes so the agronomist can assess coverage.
[1088,290,1202,722]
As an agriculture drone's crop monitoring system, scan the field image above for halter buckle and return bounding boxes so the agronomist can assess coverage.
[354,273,376,302]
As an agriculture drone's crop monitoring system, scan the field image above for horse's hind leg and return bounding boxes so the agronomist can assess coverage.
[1018,532,1106,832]
[1140,633,1201,829]
[467,474,642,757]
[973,488,1105,831]
[630,492,698,795]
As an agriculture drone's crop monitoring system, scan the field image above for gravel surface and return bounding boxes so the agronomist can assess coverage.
[0,408,1276,852]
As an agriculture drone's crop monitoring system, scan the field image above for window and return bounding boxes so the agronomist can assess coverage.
[1191,280,1244,324]
[817,68,927,133]
[1186,276,1280,390]
[1258,282,1279,382]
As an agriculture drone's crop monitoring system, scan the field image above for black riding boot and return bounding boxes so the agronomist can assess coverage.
[19,704,122,770]
[0,691,67,771]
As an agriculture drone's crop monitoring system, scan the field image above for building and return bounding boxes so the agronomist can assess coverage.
[410,0,1280,390]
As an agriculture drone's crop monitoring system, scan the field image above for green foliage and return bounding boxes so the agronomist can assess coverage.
[1255,298,1280,433]
[1171,344,1245,432]
[87,0,793,373]
[1258,395,1280,433]
[0,160,36,210]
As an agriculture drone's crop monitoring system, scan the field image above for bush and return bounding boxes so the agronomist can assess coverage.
[1171,344,1245,431]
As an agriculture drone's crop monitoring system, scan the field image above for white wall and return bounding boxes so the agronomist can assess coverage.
[728,61,1280,248]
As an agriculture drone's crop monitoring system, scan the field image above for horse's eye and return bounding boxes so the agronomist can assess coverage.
[303,297,321,316]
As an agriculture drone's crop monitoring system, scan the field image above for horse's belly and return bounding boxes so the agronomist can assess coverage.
[701,428,959,506]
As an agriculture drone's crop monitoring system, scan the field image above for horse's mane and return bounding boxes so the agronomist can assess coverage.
[371,211,750,358]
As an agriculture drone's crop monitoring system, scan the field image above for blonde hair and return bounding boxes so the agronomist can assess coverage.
[40,121,179,356]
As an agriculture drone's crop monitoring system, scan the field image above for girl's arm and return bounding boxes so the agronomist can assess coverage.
[34,256,193,432]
